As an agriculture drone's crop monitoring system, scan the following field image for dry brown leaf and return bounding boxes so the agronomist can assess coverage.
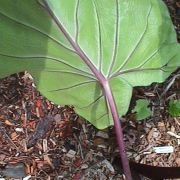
[158,122,166,132]
[11,132,18,141]
[43,154,54,169]
[175,158,180,166]
[147,128,154,143]
[43,139,48,153]
[5,120,14,126]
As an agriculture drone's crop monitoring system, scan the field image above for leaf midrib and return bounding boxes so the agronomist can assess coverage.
[41,0,107,85]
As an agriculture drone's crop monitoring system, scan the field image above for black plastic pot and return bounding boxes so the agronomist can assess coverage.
[113,157,180,180]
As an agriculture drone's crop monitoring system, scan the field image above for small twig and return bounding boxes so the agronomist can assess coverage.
[0,128,19,151]
[78,140,84,160]
[161,74,180,97]
[73,133,84,159]
[139,145,153,154]
[37,169,50,179]
[22,100,28,139]
[167,131,180,139]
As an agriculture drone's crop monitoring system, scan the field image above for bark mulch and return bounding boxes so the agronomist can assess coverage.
[0,73,124,179]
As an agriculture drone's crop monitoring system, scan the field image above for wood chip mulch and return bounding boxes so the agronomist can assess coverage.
[0,73,124,179]
[125,68,180,167]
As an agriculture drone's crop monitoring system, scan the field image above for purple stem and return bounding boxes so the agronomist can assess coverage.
[40,1,132,179]
[40,0,105,83]
[103,81,132,180]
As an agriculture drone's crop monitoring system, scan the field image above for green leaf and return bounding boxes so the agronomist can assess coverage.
[168,100,180,117]
[133,99,152,121]
[0,0,179,129]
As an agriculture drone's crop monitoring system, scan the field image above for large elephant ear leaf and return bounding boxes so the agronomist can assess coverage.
[0,0,179,129]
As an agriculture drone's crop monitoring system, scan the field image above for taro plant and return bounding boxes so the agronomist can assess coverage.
[133,99,152,121]
[0,0,179,179]
[168,100,180,117]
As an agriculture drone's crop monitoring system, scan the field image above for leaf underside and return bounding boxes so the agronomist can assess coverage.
[0,0,179,129]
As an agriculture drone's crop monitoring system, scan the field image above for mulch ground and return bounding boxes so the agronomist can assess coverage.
[0,1,179,180]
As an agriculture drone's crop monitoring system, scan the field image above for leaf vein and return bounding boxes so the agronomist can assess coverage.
[0,11,75,53]
[45,69,96,79]
[48,80,96,92]
[0,53,95,79]
[108,0,119,77]
[79,95,103,109]
[75,0,80,43]
[112,3,152,77]
[92,0,102,72]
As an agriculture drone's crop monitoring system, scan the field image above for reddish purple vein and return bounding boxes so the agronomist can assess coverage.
[41,0,106,85]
